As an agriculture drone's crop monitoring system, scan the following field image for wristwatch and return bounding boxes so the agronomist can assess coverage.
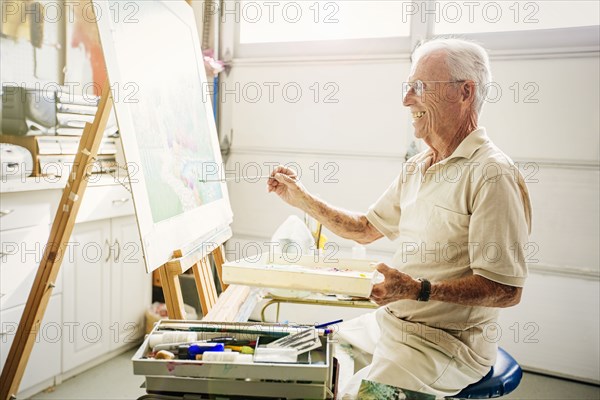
[417,278,431,302]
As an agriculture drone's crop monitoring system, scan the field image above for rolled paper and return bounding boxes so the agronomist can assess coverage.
[148,332,196,348]
[202,351,239,362]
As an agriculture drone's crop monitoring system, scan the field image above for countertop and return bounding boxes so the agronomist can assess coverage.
[0,174,130,194]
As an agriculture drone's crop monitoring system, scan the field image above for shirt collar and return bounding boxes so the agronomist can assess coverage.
[426,127,489,165]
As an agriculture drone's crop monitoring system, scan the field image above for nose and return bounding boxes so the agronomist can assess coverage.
[403,87,414,107]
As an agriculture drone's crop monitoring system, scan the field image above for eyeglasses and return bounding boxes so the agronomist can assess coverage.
[402,80,466,98]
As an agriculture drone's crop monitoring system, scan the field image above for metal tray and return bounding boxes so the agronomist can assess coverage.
[133,320,334,399]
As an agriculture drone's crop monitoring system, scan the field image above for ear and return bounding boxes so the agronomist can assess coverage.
[462,81,476,103]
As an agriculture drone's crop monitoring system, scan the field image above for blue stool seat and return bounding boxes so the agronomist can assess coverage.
[450,347,523,399]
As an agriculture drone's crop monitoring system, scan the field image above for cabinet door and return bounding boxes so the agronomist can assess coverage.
[0,224,51,311]
[62,220,111,372]
[109,216,151,350]
[0,294,61,393]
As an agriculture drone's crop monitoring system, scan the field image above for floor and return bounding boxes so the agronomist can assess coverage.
[27,349,599,400]
[28,350,145,400]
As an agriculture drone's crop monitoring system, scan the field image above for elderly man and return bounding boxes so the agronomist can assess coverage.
[268,38,532,398]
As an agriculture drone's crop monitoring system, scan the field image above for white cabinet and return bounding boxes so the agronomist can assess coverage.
[61,219,112,371]
[0,189,63,395]
[0,190,55,231]
[0,183,151,393]
[0,224,55,311]
[0,190,60,312]
[62,215,151,372]
[76,185,135,224]
[0,294,62,391]
[109,216,151,350]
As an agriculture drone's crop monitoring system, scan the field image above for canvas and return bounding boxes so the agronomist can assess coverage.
[223,253,379,297]
[94,1,233,271]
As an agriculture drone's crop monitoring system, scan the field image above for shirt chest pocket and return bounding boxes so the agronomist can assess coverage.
[424,205,471,247]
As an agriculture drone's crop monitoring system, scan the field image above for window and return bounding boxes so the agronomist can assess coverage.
[227,0,600,58]
[231,0,412,57]
[239,1,410,43]
[434,1,599,34]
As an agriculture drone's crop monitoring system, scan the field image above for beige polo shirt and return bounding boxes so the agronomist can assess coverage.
[366,127,532,372]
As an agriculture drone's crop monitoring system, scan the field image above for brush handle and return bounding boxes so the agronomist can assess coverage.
[199,175,273,183]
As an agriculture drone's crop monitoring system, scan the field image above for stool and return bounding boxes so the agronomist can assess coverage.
[449,347,523,399]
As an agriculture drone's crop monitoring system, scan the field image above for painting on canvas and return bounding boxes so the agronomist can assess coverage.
[94,1,232,271]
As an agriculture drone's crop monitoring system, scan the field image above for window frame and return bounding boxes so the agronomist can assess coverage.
[231,0,415,58]
[444,26,600,56]
[224,0,600,59]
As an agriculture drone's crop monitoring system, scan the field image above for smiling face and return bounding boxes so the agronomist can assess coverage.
[403,51,476,150]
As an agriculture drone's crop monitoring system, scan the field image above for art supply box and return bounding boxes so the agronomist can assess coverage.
[223,252,378,297]
[133,319,335,399]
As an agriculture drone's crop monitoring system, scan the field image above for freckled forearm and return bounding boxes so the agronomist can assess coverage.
[429,275,521,308]
[302,194,382,244]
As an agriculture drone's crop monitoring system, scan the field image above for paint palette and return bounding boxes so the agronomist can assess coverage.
[222,252,378,297]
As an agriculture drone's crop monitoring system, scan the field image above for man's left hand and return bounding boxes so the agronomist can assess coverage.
[369,263,421,305]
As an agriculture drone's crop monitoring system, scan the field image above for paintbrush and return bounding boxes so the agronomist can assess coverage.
[199,175,273,183]
[268,329,314,347]
[266,328,321,355]
[199,174,299,183]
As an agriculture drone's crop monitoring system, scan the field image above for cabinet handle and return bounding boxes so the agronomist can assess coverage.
[0,209,14,217]
[112,198,130,205]
[104,239,112,263]
[114,239,121,263]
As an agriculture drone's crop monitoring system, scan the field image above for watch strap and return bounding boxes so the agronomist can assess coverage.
[417,278,431,302]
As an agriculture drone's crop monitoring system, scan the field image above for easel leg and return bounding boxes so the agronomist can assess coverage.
[158,264,186,320]
[191,262,208,316]
[0,81,113,400]
[212,245,228,291]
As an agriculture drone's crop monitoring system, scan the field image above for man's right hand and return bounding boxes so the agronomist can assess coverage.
[267,165,383,245]
[267,165,309,210]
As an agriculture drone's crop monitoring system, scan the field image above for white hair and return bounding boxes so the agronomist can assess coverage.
[412,37,492,117]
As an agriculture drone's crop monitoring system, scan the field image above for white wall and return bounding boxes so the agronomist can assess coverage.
[221,53,600,383]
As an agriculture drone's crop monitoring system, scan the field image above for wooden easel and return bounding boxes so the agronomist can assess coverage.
[0,80,256,400]
[156,228,254,322]
[0,82,113,400]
